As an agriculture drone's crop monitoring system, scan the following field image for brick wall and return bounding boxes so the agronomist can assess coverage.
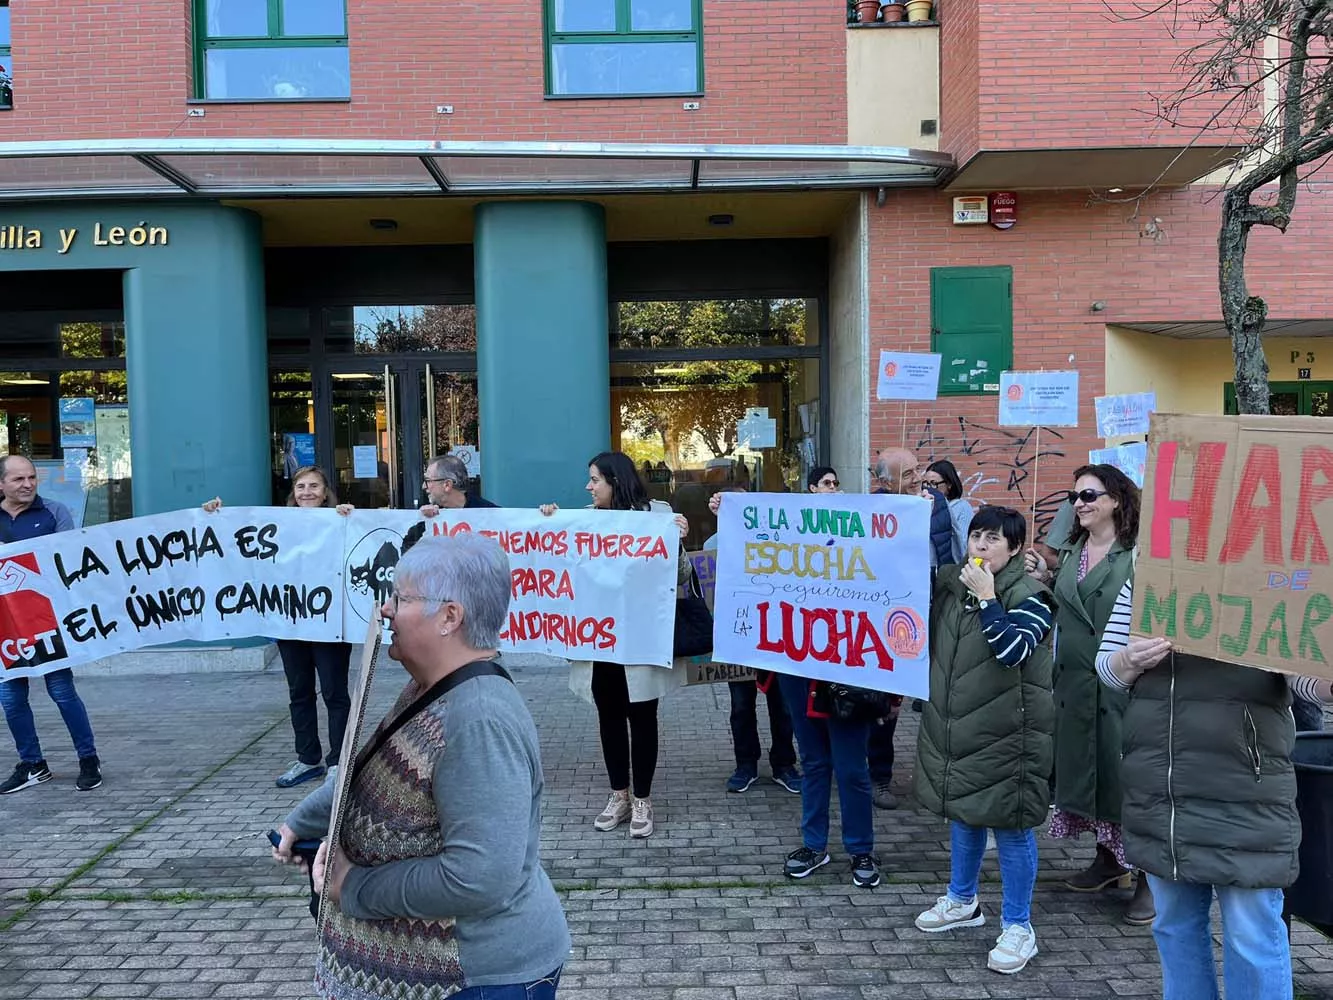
[8,1,846,144]
[866,185,1333,535]
[941,0,1241,160]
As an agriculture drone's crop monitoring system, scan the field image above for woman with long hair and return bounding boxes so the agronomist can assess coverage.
[203,466,354,788]
[540,451,690,838]
[1025,463,1150,924]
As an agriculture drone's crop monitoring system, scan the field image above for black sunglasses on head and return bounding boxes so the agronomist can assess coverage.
[1067,488,1109,505]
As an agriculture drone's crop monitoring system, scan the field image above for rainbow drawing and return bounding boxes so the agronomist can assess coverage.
[884,607,926,658]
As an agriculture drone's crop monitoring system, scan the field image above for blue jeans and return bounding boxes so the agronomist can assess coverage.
[452,968,561,1000]
[1146,875,1291,1000]
[728,679,796,772]
[777,674,873,856]
[867,712,898,782]
[0,668,97,763]
[947,822,1038,929]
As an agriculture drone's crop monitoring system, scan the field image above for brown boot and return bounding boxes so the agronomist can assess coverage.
[1063,845,1132,892]
[1124,871,1156,925]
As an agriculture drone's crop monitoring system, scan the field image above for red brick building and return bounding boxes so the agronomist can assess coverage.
[0,0,1326,548]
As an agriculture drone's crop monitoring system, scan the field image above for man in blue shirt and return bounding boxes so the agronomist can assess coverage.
[0,455,101,794]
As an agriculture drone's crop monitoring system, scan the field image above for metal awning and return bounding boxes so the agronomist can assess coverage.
[0,138,954,201]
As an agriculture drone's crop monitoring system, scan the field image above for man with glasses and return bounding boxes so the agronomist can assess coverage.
[419,454,497,514]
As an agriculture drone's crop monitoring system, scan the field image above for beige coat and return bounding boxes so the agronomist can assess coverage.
[568,500,691,705]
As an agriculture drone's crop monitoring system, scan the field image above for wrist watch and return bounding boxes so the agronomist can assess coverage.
[978,598,993,610]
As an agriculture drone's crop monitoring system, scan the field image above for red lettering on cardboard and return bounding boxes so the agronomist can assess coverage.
[1220,444,1284,565]
[1293,445,1333,565]
[1150,441,1227,561]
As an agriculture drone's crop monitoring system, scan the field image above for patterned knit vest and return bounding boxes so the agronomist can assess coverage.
[315,684,463,1000]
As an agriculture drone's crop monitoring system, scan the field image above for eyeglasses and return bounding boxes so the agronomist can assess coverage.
[1067,489,1109,505]
[391,593,453,612]
[922,476,945,487]
[818,479,840,488]
[423,477,456,485]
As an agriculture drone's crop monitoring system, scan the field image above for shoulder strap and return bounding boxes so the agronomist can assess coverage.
[350,658,512,785]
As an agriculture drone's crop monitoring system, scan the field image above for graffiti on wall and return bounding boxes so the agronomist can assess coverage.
[915,416,1071,541]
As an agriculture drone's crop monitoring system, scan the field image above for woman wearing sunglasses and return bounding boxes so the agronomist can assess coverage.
[1025,463,1150,924]
[807,466,841,493]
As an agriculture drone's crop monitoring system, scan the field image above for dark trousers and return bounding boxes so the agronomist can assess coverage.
[729,679,796,772]
[1294,695,1326,733]
[867,712,898,783]
[277,640,352,768]
[591,662,658,799]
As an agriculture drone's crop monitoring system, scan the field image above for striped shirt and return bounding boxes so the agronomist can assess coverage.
[978,595,1055,667]
[1095,579,1323,703]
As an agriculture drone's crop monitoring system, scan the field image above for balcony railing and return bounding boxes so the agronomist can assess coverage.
[847,0,938,26]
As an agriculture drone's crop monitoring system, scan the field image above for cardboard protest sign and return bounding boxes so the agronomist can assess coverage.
[998,371,1080,427]
[1134,413,1333,680]
[0,506,680,679]
[712,492,931,697]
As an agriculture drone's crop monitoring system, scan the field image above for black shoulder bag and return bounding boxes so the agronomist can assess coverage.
[299,657,513,919]
[673,557,714,659]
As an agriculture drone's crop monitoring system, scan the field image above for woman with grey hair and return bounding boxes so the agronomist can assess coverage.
[272,534,570,1000]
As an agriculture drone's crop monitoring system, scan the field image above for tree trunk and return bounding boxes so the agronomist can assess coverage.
[1219,190,1271,416]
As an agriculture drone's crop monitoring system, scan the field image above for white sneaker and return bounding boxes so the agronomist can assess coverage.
[987,923,1037,974]
[594,791,631,831]
[629,796,654,838]
[915,894,985,933]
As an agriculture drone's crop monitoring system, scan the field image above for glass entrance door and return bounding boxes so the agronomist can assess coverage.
[317,361,480,510]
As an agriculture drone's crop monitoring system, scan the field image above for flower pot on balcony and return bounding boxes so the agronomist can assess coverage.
[905,0,932,20]
[880,2,907,21]
[854,0,882,22]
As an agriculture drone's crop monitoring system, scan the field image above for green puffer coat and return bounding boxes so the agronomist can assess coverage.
[914,557,1057,831]
[1121,651,1300,889]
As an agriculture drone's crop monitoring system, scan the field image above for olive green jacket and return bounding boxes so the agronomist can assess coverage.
[1051,538,1134,822]
[915,557,1056,831]
[1121,652,1300,888]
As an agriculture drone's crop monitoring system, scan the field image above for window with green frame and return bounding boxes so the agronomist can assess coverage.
[0,1,12,110]
[193,0,349,100]
[545,0,703,98]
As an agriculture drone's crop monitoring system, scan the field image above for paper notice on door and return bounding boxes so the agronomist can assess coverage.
[453,445,481,478]
[352,445,379,480]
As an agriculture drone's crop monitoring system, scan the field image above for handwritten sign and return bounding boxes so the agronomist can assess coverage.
[0,507,680,680]
[1095,392,1156,438]
[876,351,943,401]
[1089,441,1148,488]
[998,371,1080,427]
[1133,413,1333,681]
[711,492,931,697]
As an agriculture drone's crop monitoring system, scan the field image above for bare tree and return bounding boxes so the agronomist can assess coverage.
[1130,0,1333,413]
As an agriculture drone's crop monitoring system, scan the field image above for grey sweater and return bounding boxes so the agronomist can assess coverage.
[286,670,570,987]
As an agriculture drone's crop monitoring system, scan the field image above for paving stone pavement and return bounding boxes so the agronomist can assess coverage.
[2,653,1333,999]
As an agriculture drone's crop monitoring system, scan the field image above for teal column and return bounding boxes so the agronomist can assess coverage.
[124,208,269,513]
[475,202,610,508]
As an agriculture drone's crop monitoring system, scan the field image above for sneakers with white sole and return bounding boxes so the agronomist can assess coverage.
[987,923,1038,974]
[594,790,631,831]
[0,760,52,795]
[915,894,986,933]
[629,796,654,838]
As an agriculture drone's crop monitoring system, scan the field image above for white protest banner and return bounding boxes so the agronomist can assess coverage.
[1095,391,1156,438]
[0,507,345,680]
[876,351,943,401]
[998,370,1080,427]
[0,506,680,680]
[341,508,679,666]
[1089,441,1148,488]
[711,492,931,698]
